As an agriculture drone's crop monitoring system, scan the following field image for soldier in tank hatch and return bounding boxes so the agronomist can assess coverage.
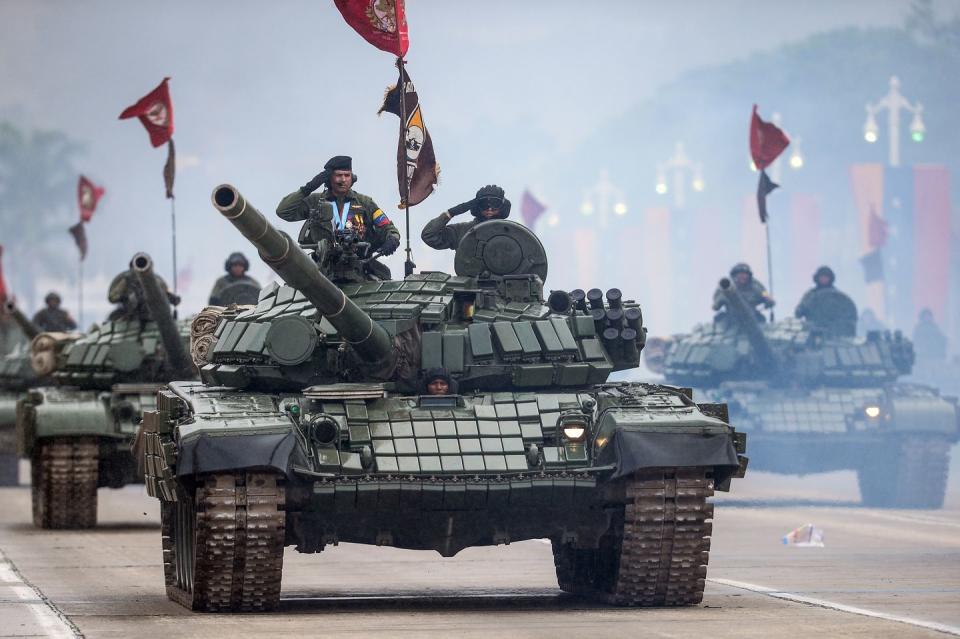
[421,185,512,251]
[107,261,179,321]
[912,308,948,361]
[794,266,858,337]
[276,155,400,256]
[32,292,77,332]
[712,263,774,322]
[421,368,458,395]
[208,252,261,306]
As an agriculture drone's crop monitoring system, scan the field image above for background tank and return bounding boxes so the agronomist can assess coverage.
[655,277,959,508]
[0,301,45,485]
[16,252,196,528]
[139,185,747,612]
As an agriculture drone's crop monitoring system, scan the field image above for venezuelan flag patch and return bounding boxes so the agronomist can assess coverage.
[372,208,391,228]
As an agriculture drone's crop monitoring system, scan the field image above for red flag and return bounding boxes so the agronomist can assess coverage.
[77,175,105,222]
[334,0,409,57]
[68,222,88,260]
[119,77,174,147]
[520,190,547,227]
[867,206,888,249]
[749,105,790,171]
[0,245,7,303]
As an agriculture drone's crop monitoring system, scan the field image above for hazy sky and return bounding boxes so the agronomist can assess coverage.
[0,0,945,315]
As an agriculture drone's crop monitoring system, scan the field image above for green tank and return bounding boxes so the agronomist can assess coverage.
[16,253,195,528]
[140,185,747,612]
[0,301,44,485]
[656,277,959,508]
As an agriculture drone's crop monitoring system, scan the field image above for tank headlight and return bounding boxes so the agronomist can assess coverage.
[864,405,881,419]
[562,422,587,442]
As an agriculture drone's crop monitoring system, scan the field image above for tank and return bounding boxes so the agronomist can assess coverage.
[0,301,44,485]
[15,252,195,528]
[138,185,748,612]
[656,277,959,508]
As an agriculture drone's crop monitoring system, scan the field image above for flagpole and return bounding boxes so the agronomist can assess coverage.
[765,219,775,322]
[398,56,415,278]
[171,196,178,296]
[78,256,84,329]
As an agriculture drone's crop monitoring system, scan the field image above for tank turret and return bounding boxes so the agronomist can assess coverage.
[131,252,194,378]
[3,301,41,341]
[212,185,394,366]
[718,277,778,372]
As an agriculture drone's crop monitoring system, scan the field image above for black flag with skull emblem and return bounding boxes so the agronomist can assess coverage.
[379,59,439,208]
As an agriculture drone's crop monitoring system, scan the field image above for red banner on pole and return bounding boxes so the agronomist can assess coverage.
[77,175,105,222]
[119,77,174,147]
[912,164,951,324]
[334,0,409,57]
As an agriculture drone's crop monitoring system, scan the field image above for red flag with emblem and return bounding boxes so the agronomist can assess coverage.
[334,0,409,57]
[77,176,105,222]
[119,78,174,147]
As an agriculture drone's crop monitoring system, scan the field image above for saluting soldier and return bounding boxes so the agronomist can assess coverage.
[32,292,77,332]
[421,185,512,251]
[276,155,401,256]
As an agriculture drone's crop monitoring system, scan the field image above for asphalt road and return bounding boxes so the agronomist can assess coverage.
[1,460,958,639]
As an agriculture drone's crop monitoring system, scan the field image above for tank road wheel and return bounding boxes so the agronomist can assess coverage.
[162,472,286,612]
[553,470,714,606]
[30,437,99,529]
[858,436,950,509]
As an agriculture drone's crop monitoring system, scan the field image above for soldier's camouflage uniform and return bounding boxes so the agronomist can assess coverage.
[713,280,774,314]
[421,214,484,251]
[208,274,261,306]
[795,286,858,337]
[108,270,177,321]
[276,188,399,253]
[31,308,77,332]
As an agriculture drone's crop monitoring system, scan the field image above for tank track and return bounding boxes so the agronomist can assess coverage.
[31,437,98,529]
[553,469,714,606]
[858,436,950,509]
[163,471,285,612]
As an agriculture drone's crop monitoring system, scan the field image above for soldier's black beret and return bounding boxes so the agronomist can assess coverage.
[324,156,353,172]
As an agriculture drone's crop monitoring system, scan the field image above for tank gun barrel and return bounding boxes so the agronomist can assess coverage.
[211,185,394,364]
[3,300,41,340]
[131,253,194,377]
[719,277,778,371]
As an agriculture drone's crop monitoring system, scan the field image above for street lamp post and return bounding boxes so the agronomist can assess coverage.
[655,142,703,209]
[863,76,925,167]
[580,169,627,229]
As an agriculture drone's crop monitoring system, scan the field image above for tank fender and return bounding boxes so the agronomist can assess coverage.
[888,393,960,438]
[593,409,740,484]
[176,428,307,478]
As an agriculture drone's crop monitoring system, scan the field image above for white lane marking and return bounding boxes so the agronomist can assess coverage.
[710,577,960,637]
[0,548,79,638]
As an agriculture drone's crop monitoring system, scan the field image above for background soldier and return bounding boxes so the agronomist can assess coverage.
[913,308,948,361]
[209,252,261,306]
[794,266,858,337]
[712,263,774,321]
[32,292,77,332]
[276,155,400,256]
[421,185,512,251]
[107,261,179,321]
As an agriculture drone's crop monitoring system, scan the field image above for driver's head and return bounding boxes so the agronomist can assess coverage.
[472,185,510,220]
[324,156,355,197]
[422,368,457,395]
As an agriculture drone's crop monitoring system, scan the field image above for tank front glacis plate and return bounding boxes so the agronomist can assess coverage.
[143,381,743,503]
